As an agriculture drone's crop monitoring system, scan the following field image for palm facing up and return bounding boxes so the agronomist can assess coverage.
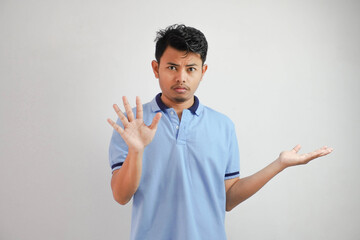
[107,96,162,152]
[278,144,333,168]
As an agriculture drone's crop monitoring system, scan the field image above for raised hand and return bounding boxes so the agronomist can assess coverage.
[107,96,162,152]
[278,144,333,168]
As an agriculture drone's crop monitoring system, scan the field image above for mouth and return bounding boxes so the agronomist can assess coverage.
[172,85,189,93]
[174,88,187,93]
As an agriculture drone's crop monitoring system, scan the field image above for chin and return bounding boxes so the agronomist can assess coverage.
[173,97,188,103]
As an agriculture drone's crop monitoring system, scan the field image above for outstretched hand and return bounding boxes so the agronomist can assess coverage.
[107,96,162,152]
[278,144,333,168]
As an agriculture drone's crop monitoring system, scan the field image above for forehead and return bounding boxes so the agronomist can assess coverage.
[160,46,202,65]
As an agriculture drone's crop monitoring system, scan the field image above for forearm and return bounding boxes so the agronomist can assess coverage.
[226,145,333,211]
[226,158,286,211]
[111,149,143,205]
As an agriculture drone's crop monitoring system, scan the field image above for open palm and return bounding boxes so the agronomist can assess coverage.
[278,144,333,168]
[107,96,162,152]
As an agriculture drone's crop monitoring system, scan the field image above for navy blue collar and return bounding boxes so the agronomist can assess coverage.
[155,93,199,114]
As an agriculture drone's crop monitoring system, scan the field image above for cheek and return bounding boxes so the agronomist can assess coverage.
[159,70,172,80]
[158,77,171,90]
[161,73,177,86]
[190,73,203,83]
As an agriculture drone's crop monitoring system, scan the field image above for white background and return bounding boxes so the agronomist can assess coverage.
[1,0,359,239]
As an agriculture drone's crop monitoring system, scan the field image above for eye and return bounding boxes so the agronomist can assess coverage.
[168,66,177,71]
[188,67,196,72]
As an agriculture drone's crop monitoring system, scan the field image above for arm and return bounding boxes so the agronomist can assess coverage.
[107,96,161,205]
[225,145,333,211]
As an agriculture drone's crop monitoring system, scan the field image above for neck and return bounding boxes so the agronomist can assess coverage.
[161,95,194,120]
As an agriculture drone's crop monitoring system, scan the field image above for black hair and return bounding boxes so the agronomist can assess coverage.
[154,24,208,64]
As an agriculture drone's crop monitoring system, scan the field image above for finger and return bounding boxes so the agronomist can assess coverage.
[107,118,124,135]
[317,146,334,157]
[292,144,301,153]
[149,112,162,130]
[302,146,333,162]
[136,96,143,120]
[303,152,319,162]
[113,104,129,127]
[123,96,135,122]
[296,150,319,164]
[313,146,331,157]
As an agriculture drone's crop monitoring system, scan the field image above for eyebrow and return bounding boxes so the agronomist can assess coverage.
[167,62,198,67]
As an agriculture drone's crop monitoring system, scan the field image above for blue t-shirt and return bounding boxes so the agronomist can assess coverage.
[109,94,240,240]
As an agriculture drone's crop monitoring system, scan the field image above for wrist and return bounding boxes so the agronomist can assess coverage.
[274,157,288,172]
[128,147,145,155]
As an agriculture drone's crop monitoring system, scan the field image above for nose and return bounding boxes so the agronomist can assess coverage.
[176,69,187,83]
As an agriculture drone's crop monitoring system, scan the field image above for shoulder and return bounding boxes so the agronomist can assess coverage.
[201,105,234,123]
[200,104,236,129]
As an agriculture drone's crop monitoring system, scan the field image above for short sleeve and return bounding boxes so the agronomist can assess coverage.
[108,117,129,173]
[224,124,240,180]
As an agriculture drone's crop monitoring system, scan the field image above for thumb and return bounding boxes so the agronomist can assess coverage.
[292,144,302,153]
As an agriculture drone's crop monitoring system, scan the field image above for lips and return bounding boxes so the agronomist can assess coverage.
[174,88,187,93]
[172,85,189,93]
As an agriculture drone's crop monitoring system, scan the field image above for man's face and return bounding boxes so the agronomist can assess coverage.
[151,46,207,106]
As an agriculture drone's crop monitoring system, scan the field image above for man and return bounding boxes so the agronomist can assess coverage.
[107,24,333,240]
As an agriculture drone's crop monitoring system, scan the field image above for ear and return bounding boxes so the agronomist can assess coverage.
[151,60,159,79]
[200,64,208,81]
